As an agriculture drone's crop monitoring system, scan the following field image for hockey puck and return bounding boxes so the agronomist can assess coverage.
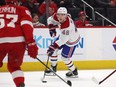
[67,80,72,87]
[41,77,47,83]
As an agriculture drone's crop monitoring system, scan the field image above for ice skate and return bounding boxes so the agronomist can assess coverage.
[45,65,57,76]
[66,68,78,78]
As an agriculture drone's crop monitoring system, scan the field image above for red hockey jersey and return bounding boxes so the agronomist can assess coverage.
[0,4,34,44]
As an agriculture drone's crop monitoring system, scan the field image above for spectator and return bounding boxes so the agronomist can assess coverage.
[22,0,40,7]
[75,11,93,27]
[95,0,116,7]
[39,6,56,25]
[22,0,37,3]
[36,0,44,6]
[111,0,116,5]
[32,13,45,27]
[54,0,75,8]
[95,0,116,24]
[70,0,84,8]
[48,6,56,16]
[39,0,57,16]
[85,0,116,8]
[39,0,57,25]
[22,0,39,15]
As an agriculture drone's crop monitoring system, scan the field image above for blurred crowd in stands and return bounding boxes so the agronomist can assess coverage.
[0,0,116,26]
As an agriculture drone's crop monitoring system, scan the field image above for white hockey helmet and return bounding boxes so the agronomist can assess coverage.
[57,7,67,14]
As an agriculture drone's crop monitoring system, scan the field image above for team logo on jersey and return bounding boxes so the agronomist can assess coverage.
[113,36,116,51]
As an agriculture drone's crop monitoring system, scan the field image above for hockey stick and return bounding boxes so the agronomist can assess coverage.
[36,57,72,87]
[92,69,116,85]
[41,39,53,83]
[41,56,50,83]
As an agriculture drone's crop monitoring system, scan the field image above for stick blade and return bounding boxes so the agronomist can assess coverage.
[92,77,99,85]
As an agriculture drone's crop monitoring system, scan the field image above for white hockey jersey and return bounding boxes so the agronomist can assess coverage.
[47,13,80,47]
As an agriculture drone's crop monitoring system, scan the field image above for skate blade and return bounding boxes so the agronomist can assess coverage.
[45,73,56,76]
[66,75,79,78]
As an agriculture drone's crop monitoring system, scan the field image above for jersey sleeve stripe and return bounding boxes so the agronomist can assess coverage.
[0,36,25,43]
[21,20,33,28]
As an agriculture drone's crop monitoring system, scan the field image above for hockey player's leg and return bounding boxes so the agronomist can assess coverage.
[7,43,25,87]
[61,56,78,78]
[45,50,58,76]
[61,45,78,78]
[8,64,25,87]
[45,56,58,75]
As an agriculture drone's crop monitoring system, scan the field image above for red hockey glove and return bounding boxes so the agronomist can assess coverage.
[47,43,59,56]
[27,40,38,59]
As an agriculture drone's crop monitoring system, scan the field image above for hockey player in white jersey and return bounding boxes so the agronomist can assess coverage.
[46,7,80,77]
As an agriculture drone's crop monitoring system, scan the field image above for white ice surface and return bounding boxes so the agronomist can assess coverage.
[0,69,116,87]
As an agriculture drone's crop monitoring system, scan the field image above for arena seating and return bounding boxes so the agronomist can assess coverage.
[68,8,81,20]
[107,8,116,24]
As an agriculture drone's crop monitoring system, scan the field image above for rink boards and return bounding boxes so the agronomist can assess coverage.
[1,27,116,71]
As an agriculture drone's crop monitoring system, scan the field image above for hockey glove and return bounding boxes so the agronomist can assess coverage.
[27,40,38,59]
[48,24,57,37]
[47,43,59,56]
[49,29,56,37]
